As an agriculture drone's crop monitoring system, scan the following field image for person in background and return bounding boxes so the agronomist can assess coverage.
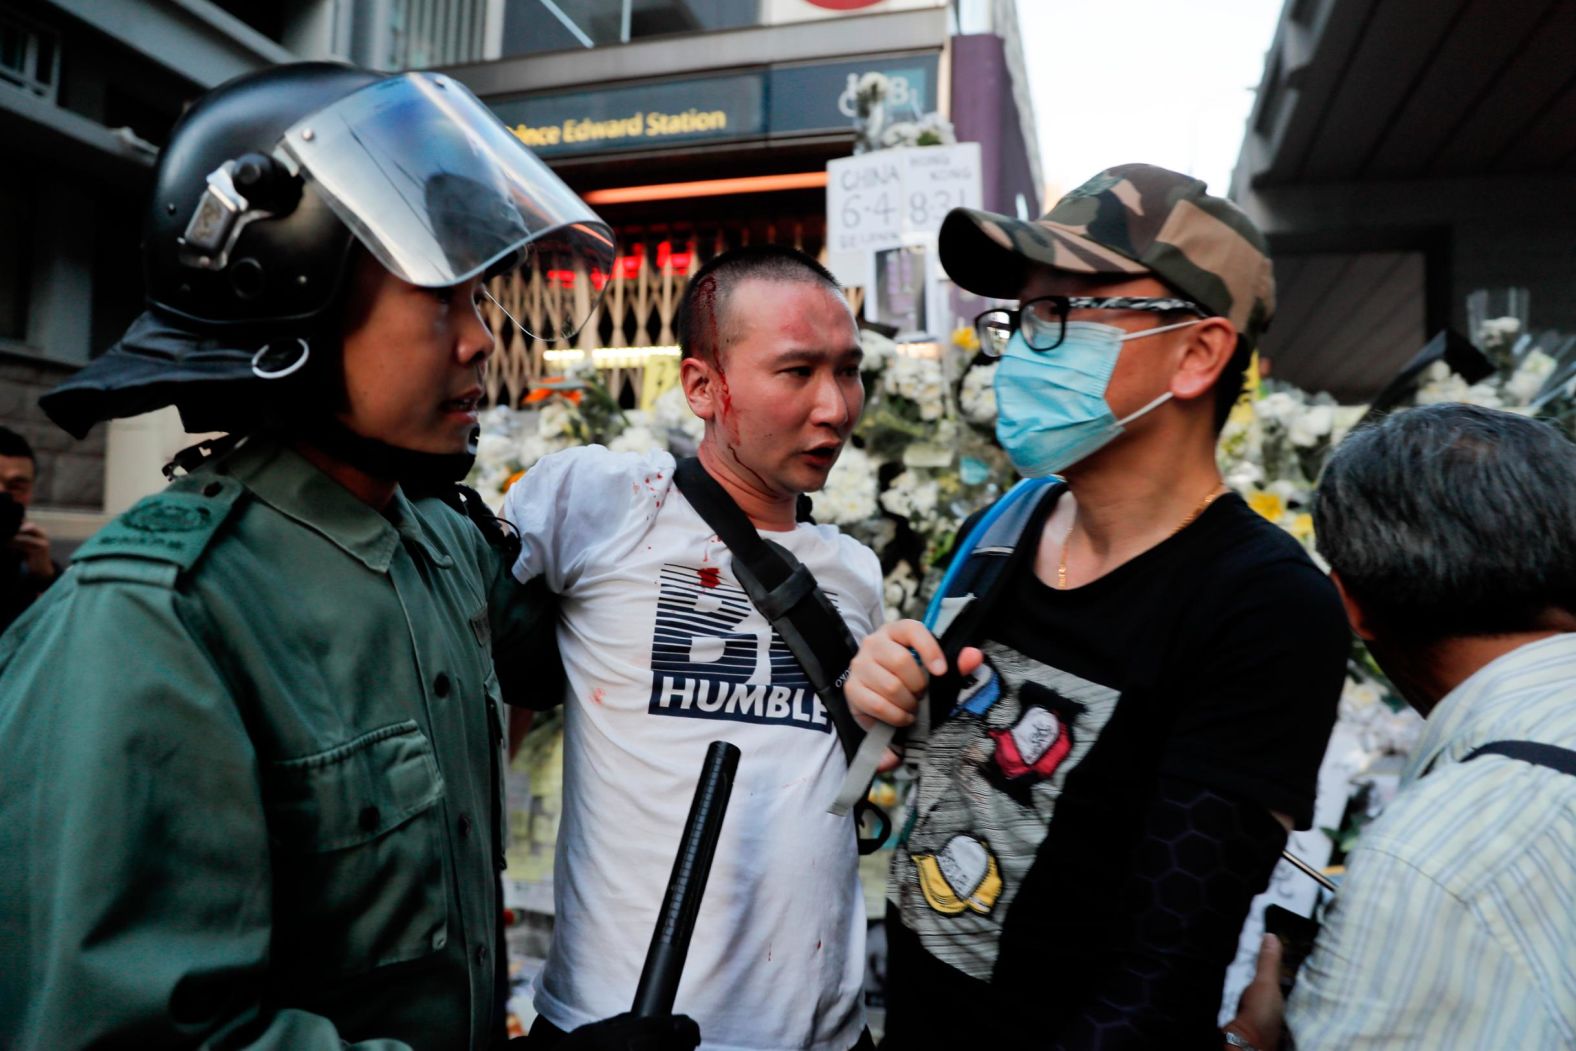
[1226,402,1576,1050]
[0,426,58,634]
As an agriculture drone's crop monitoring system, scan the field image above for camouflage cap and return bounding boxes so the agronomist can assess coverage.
[938,163,1275,350]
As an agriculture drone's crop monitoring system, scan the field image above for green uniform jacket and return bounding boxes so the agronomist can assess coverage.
[0,438,556,1050]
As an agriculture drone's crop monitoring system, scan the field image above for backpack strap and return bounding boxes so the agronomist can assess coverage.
[671,458,889,853]
[1463,740,1576,775]
[898,480,1062,759]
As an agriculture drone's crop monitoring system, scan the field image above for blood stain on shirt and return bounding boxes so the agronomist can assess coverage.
[591,688,606,705]
[697,566,721,588]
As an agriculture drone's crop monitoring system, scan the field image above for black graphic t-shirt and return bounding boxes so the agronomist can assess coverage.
[885,490,1348,1047]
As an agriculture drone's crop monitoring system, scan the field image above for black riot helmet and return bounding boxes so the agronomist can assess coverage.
[145,62,378,330]
[42,62,616,469]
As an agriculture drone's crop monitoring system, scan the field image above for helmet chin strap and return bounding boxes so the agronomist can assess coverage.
[300,415,478,494]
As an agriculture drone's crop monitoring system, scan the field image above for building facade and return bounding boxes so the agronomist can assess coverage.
[2,0,1038,522]
[1230,0,1576,402]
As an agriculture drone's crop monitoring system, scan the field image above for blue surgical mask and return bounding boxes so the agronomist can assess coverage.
[993,319,1199,477]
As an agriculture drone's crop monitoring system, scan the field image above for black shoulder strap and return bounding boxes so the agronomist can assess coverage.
[671,458,864,762]
[672,458,889,853]
[1463,740,1576,775]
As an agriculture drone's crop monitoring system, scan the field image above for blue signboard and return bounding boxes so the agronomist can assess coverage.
[769,56,935,137]
[488,53,939,158]
[491,73,766,157]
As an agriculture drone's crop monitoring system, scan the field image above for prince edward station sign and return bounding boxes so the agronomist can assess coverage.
[490,55,938,158]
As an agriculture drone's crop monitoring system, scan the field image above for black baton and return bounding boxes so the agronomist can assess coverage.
[631,740,740,1018]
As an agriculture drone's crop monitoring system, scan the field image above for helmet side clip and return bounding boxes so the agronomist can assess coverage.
[177,152,302,274]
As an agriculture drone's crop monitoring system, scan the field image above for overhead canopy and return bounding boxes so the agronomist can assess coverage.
[1231,0,1576,401]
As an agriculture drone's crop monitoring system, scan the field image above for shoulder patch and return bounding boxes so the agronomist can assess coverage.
[72,476,244,580]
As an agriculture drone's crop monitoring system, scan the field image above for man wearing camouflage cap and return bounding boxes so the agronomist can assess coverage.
[844,165,1348,1047]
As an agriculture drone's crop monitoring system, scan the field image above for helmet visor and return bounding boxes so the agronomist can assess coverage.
[277,72,615,341]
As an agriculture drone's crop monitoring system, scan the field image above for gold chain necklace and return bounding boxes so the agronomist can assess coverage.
[1057,484,1228,590]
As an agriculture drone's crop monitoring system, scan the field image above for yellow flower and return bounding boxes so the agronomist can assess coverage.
[1247,490,1285,522]
[951,324,980,353]
[1289,512,1315,543]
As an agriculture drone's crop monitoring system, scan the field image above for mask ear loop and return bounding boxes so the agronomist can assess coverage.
[1111,316,1205,426]
[1116,316,1204,343]
[1116,390,1174,427]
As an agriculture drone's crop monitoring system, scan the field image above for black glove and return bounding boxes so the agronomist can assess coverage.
[509,1012,701,1051]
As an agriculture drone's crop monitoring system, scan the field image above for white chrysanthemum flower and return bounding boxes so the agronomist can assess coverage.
[1505,349,1556,405]
[860,328,896,374]
[815,446,879,525]
[609,425,664,455]
[1289,403,1335,447]
[880,470,938,521]
[884,356,946,419]
[516,433,561,469]
[1256,391,1301,426]
[882,562,917,623]
[1224,460,1264,491]
[1339,679,1383,718]
[856,72,890,98]
[537,401,576,438]
[1268,478,1302,504]
[474,431,515,471]
[1476,316,1521,351]
[1462,382,1504,408]
[959,363,998,424]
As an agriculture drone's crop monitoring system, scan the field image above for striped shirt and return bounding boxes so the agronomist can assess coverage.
[1286,633,1576,1048]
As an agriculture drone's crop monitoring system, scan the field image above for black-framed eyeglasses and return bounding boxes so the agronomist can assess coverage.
[974,295,1210,357]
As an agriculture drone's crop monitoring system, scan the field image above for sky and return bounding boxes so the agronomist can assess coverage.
[1015,0,1285,206]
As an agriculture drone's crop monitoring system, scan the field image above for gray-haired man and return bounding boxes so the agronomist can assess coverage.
[1228,402,1576,1049]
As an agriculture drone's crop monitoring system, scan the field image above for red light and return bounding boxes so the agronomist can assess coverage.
[656,241,692,273]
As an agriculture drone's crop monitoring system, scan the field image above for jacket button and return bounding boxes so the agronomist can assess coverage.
[475,944,488,964]
[434,673,451,697]
[203,481,223,497]
[458,813,472,838]
[359,805,381,832]
[432,930,447,950]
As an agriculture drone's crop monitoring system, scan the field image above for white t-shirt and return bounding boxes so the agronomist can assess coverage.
[503,446,882,1051]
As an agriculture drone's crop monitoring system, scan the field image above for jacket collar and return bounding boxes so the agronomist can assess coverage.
[217,437,454,573]
[1403,632,1576,783]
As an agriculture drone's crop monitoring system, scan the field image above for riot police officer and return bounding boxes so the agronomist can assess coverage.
[0,63,696,1051]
